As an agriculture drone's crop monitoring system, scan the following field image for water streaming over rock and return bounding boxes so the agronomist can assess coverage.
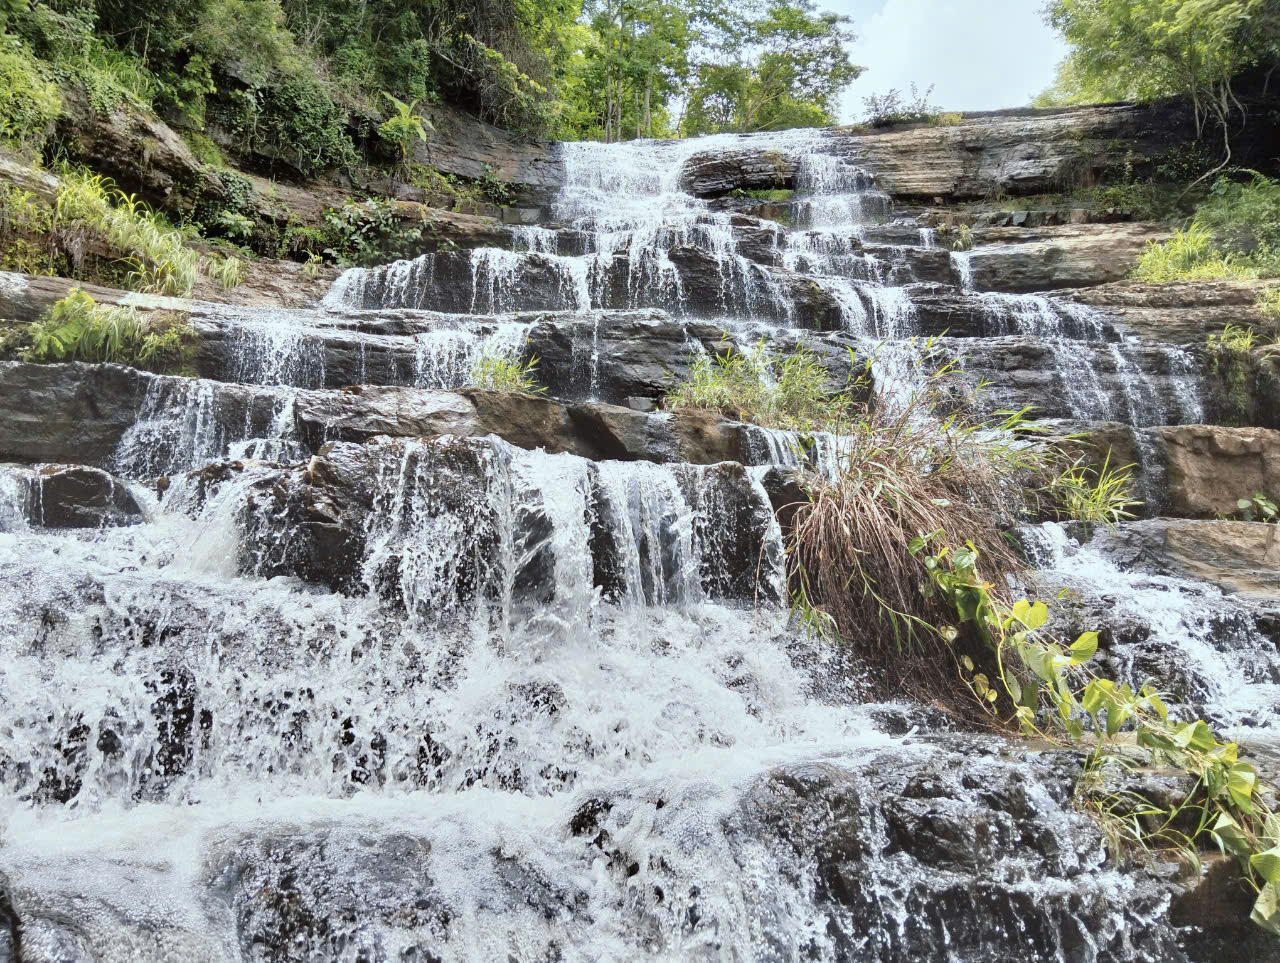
[0,125,1249,961]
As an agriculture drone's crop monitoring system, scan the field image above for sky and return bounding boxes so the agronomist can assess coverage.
[827,0,1069,121]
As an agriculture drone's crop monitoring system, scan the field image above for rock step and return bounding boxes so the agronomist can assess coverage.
[0,361,802,477]
[1047,422,1280,518]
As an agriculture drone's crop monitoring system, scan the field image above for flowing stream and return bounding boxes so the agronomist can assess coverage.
[0,128,1266,962]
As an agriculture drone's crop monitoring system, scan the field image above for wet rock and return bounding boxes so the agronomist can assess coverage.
[213,828,452,963]
[0,361,148,466]
[248,435,779,606]
[947,335,1207,424]
[850,103,1196,201]
[720,743,1191,962]
[679,148,801,196]
[1084,519,1280,608]
[26,465,143,528]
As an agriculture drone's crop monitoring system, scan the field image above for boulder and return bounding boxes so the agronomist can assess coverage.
[1158,425,1280,518]
[18,465,144,528]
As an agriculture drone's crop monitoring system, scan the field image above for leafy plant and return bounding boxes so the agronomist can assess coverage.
[378,92,433,171]
[53,169,202,296]
[322,198,424,267]
[911,535,1280,935]
[1259,287,1280,322]
[1132,176,1280,283]
[785,350,1051,670]
[1232,492,1278,523]
[1046,452,1141,527]
[21,289,198,373]
[0,39,61,152]
[206,253,246,289]
[470,342,545,393]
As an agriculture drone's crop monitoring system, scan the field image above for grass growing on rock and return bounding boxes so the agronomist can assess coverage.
[471,342,546,394]
[665,339,858,433]
[18,289,199,373]
[1133,174,1280,283]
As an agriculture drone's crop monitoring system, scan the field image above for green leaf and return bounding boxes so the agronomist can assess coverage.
[1069,631,1098,663]
[1012,599,1030,624]
[1024,601,1049,630]
[1228,764,1257,812]
[1252,883,1280,936]
[1006,674,1022,706]
[1252,847,1280,887]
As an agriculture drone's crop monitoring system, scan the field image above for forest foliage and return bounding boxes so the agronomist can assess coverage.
[0,0,863,182]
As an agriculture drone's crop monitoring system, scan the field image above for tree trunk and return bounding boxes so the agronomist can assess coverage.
[644,74,652,138]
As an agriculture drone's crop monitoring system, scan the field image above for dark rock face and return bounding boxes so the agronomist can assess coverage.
[0,361,148,466]
[679,147,803,196]
[239,435,780,607]
[6,465,144,529]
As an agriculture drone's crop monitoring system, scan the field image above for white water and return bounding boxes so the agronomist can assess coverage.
[0,128,1241,959]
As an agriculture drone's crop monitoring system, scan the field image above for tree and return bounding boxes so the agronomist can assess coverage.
[1041,0,1280,172]
[682,0,861,135]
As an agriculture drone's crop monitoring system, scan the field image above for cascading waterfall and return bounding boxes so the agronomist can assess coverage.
[1,122,1249,962]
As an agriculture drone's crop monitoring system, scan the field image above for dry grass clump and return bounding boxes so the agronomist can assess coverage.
[784,359,1053,715]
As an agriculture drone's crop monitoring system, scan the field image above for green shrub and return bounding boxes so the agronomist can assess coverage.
[862,82,940,127]
[1259,287,1280,322]
[322,198,423,267]
[665,340,856,432]
[1194,173,1280,258]
[471,342,544,393]
[377,92,432,170]
[949,224,973,252]
[0,40,61,151]
[22,289,198,372]
[1132,176,1280,282]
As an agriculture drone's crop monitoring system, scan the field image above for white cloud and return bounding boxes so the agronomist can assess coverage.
[827,0,1069,121]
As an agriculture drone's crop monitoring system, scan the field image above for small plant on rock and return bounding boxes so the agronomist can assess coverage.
[1232,492,1278,523]
[471,342,545,394]
[378,93,433,173]
[1046,452,1141,527]
[665,339,858,433]
[21,289,198,373]
[950,224,973,252]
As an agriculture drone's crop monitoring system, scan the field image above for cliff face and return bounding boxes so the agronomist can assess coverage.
[2,104,1280,961]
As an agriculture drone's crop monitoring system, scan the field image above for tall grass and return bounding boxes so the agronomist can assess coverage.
[783,359,1053,711]
[1046,452,1141,526]
[54,169,201,296]
[665,339,859,432]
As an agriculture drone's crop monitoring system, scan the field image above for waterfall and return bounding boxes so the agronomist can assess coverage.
[1,122,1249,961]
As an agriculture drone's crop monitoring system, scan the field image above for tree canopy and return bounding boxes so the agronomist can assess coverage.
[1039,0,1280,152]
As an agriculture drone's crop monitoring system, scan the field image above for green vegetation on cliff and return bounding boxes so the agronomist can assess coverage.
[0,0,862,179]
